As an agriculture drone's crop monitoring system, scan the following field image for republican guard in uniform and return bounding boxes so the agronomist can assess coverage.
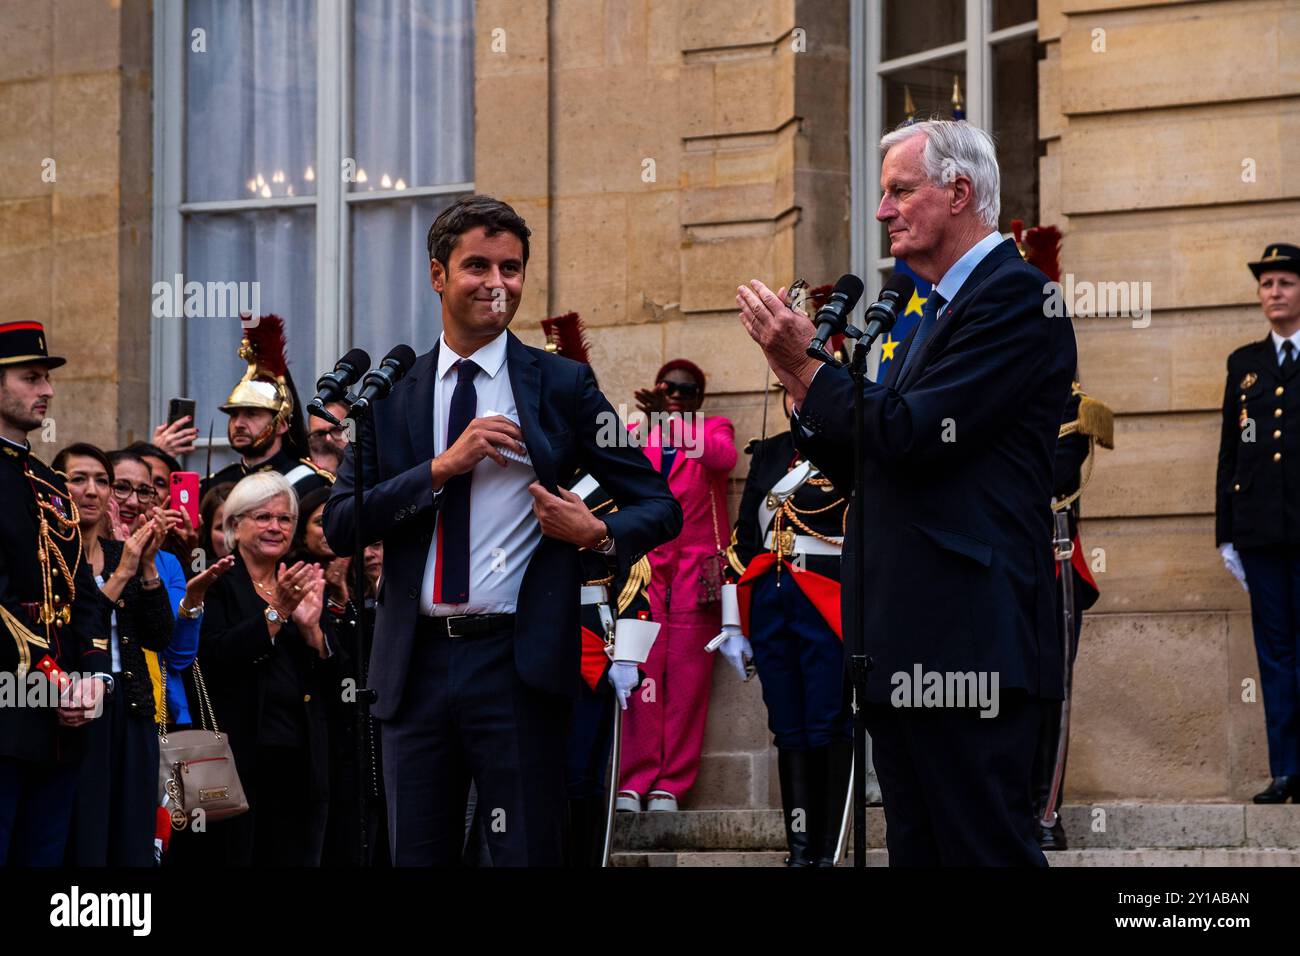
[0,322,111,865]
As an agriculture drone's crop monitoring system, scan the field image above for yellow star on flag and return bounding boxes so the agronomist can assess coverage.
[881,334,899,362]
[904,290,927,317]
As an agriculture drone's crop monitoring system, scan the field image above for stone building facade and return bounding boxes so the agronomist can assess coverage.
[2,0,1292,807]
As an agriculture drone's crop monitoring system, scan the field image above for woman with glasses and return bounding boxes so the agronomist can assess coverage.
[53,443,175,865]
[618,359,738,812]
[195,472,335,865]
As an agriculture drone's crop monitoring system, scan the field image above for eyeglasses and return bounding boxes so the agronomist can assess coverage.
[110,480,159,503]
[242,511,295,530]
[309,426,345,440]
[660,381,701,399]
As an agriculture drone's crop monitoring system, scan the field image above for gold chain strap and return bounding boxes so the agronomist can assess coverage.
[191,660,222,736]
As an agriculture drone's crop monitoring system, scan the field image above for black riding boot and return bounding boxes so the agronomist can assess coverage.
[815,739,852,866]
[777,749,815,867]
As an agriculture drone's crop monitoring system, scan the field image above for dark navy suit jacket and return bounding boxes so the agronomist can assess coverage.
[323,331,681,719]
[793,239,1076,702]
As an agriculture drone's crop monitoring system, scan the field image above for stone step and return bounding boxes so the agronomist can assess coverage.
[612,804,1300,853]
[612,847,1300,867]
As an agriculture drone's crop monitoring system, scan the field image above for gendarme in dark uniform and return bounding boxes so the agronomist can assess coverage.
[0,321,111,865]
[1215,242,1300,803]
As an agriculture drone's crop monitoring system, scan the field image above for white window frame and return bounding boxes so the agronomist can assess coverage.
[849,0,1037,287]
[151,0,473,447]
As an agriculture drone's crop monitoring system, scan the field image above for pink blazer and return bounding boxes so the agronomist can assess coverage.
[636,415,737,608]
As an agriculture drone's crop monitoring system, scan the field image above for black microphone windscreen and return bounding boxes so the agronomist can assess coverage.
[339,348,371,373]
[882,272,916,302]
[385,344,418,374]
[833,273,865,307]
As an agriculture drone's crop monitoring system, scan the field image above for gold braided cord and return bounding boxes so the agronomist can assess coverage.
[778,498,847,546]
[1052,438,1096,513]
[616,557,652,615]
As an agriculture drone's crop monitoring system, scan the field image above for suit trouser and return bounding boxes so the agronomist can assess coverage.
[1239,545,1300,778]
[69,687,159,866]
[865,692,1047,866]
[382,620,570,866]
[0,757,78,866]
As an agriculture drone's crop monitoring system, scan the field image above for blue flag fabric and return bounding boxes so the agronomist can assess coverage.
[875,259,933,382]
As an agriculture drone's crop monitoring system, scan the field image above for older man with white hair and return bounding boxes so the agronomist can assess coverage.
[738,120,1077,865]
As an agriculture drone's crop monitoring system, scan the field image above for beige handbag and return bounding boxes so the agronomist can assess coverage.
[157,661,249,830]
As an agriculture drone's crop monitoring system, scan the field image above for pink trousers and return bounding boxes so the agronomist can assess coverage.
[618,598,719,800]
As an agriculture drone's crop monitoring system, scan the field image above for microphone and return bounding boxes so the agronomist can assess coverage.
[806,274,865,367]
[308,348,371,424]
[859,272,917,349]
[349,344,417,414]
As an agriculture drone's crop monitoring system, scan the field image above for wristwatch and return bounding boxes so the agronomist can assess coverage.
[263,605,284,626]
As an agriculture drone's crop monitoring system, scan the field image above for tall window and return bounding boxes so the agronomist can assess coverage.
[851,0,1040,292]
[153,0,474,462]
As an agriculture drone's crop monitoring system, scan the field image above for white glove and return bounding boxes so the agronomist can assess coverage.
[1219,543,1248,593]
[608,661,641,710]
[712,626,754,682]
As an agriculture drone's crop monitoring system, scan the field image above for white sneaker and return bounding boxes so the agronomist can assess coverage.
[646,790,678,812]
[615,790,642,812]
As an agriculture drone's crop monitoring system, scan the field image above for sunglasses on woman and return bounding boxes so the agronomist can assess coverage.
[660,381,701,399]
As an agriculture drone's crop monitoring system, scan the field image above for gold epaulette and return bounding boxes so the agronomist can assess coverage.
[1058,382,1114,449]
[617,557,652,615]
[299,457,337,483]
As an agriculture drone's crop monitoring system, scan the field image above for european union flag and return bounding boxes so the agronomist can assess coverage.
[875,259,933,382]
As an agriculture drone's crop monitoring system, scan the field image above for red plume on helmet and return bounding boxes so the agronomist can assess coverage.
[1011,219,1063,284]
[541,312,591,365]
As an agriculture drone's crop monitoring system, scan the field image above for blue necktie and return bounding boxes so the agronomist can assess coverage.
[436,359,479,604]
[899,293,944,381]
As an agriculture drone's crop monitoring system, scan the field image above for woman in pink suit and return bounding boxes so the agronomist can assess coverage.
[618,359,737,811]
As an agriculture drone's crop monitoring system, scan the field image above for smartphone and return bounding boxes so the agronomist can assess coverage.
[167,397,196,427]
[170,472,201,528]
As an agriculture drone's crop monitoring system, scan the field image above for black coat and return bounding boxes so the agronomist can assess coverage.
[0,440,109,763]
[1215,335,1300,549]
[322,331,682,718]
[95,539,175,721]
[196,554,338,804]
[794,239,1077,702]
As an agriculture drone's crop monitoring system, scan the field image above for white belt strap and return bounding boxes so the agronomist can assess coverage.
[580,584,609,606]
[764,530,843,557]
[284,463,315,487]
[757,460,818,538]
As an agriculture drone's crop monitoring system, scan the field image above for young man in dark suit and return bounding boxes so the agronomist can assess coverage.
[1216,243,1300,804]
[738,120,1077,865]
[324,196,681,866]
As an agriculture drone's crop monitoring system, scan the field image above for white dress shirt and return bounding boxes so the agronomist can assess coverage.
[1270,328,1300,365]
[419,331,541,616]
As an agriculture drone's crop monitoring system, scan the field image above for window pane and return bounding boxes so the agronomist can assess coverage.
[993,0,1038,31]
[183,209,317,446]
[350,196,462,361]
[185,0,317,203]
[350,0,474,192]
[879,53,965,254]
[883,0,963,61]
[991,34,1041,233]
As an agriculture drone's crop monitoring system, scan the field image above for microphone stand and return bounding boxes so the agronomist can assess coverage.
[348,403,377,866]
[806,308,893,868]
[847,332,873,868]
